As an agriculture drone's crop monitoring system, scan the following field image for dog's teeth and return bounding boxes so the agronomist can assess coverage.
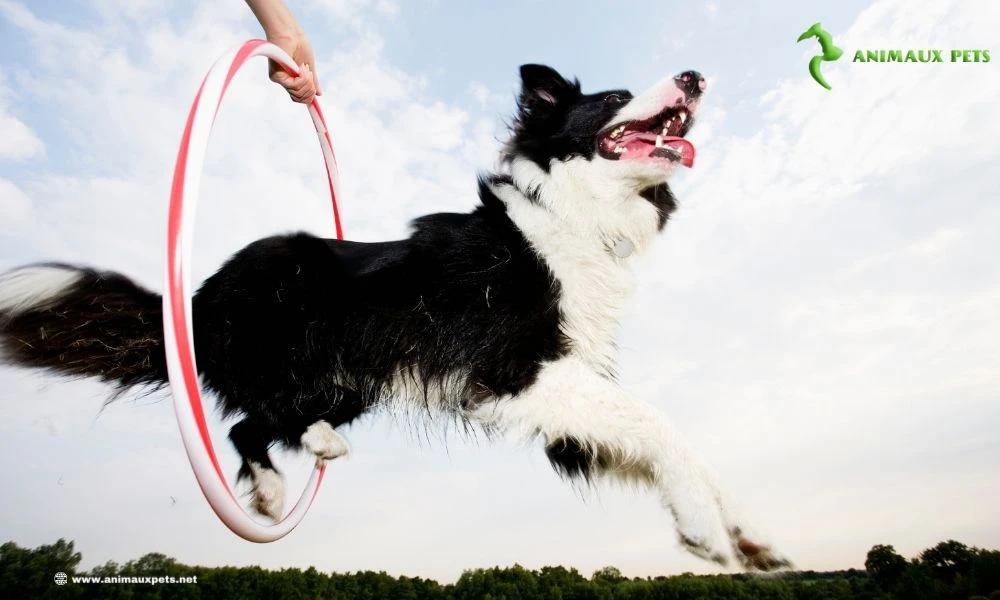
[662,127,669,136]
[655,135,663,148]
[614,146,625,154]
[679,112,688,123]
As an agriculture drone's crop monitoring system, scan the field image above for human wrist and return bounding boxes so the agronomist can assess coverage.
[263,20,303,40]
[264,28,303,46]
[246,0,302,39]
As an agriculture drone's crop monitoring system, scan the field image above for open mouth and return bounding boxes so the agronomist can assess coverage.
[597,106,696,167]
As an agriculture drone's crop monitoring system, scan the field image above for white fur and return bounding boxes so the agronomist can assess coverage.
[494,157,661,375]
[301,421,351,461]
[491,81,694,373]
[469,357,742,565]
[383,367,473,414]
[0,265,82,316]
[247,461,285,521]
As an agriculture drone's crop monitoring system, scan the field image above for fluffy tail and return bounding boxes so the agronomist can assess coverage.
[0,264,167,393]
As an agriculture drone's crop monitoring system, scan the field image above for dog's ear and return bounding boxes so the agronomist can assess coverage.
[518,64,575,107]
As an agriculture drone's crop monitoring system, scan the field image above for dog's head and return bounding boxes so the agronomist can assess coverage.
[502,64,705,232]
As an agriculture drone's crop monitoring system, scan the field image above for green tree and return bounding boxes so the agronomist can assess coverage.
[918,539,974,581]
[5,535,1000,600]
[0,538,83,599]
[865,543,907,588]
[591,565,624,584]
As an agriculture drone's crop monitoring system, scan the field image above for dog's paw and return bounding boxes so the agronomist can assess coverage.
[248,462,285,521]
[665,469,793,572]
[301,421,350,462]
[733,530,793,572]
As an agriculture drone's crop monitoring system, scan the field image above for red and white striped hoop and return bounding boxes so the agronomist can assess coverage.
[163,39,343,542]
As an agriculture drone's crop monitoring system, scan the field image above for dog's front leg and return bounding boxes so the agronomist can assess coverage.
[470,357,789,571]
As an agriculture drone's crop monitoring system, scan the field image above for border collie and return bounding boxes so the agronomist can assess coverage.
[0,65,789,570]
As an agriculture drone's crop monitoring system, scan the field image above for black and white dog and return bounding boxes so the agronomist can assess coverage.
[0,65,788,570]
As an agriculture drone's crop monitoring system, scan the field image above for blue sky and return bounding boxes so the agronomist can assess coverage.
[1,0,998,584]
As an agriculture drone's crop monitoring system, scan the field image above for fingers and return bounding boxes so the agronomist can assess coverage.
[270,62,317,104]
[297,48,321,96]
[264,33,322,103]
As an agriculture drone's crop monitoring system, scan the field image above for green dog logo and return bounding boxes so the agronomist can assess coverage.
[797,22,843,90]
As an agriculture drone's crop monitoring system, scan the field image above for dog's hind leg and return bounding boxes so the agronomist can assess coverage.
[469,357,790,572]
[228,418,285,521]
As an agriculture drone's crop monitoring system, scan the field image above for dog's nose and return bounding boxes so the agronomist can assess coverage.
[674,70,706,99]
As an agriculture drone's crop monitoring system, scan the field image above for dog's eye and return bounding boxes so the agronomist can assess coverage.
[604,94,626,105]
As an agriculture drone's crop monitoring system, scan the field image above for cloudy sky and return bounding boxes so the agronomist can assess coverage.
[1,0,998,583]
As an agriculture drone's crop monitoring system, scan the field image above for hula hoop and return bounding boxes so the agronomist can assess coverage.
[163,39,343,542]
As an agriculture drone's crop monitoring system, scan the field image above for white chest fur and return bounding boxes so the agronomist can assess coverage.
[493,161,660,376]
[535,225,635,376]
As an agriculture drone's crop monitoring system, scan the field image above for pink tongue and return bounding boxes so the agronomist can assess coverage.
[661,136,695,168]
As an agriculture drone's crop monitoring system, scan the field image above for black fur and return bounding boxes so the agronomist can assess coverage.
[641,183,679,229]
[192,180,568,452]
[0,180,569,480]
[502,65,674,224]
[545,437,595,481]
[504,64,632,170]
[0,265,166,393]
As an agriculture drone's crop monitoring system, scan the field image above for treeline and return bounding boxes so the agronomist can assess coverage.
[2,537,999,599]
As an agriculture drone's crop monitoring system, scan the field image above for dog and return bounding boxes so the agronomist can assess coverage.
[0,64,789,571]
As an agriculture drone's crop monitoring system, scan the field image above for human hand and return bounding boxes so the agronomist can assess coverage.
[267,32,322,104]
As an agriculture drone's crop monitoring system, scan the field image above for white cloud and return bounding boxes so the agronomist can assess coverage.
[0,179,33,226]
[304,0,400,28]
[0,113,44,160]
[375,0,400,18]
[467,80,509,112]
[468,81,491,106]
[0,71,44,161]
[904,228,963,261]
